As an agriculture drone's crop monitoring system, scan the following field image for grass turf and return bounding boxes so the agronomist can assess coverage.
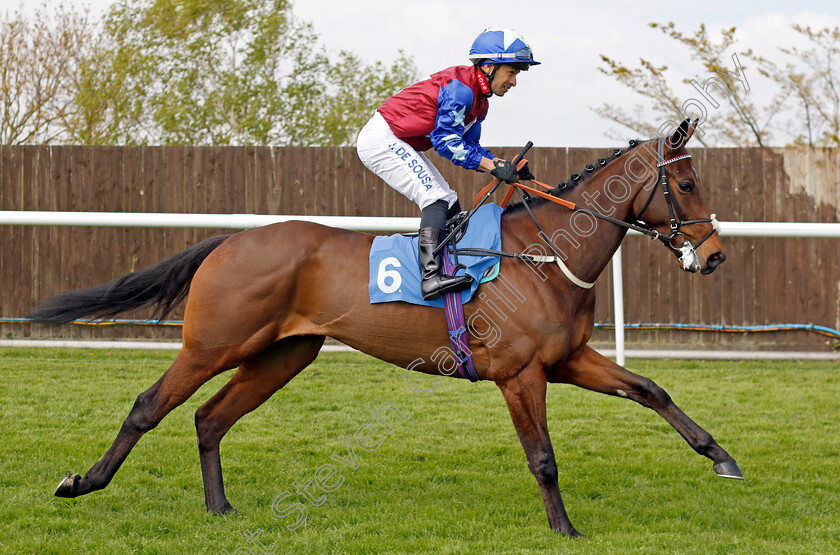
[0,348,838,553]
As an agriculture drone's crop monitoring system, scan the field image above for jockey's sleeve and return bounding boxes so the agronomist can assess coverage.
[430,79,494,170]
[463,117,492,162]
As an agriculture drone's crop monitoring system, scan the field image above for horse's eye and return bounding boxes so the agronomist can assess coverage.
[678,181,695,192]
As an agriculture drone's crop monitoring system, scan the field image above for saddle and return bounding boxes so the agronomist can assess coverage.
[444,211,470,244]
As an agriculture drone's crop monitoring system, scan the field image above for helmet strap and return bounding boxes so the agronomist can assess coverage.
[475,65,493,97]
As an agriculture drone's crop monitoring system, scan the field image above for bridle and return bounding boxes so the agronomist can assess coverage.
[634,136,720,271]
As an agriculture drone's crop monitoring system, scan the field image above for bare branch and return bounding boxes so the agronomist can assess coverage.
[596,23,777,146]
[0,4,95,144]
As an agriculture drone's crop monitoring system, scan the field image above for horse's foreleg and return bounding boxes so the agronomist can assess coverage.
[497,365,584,537]
[54,348,233,499]
[557,346,742,479]
[194,335,325,514]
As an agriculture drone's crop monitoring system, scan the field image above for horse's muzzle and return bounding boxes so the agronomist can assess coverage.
[701,251,726,274]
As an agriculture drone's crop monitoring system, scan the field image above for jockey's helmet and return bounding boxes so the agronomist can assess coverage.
[468,28,540,70]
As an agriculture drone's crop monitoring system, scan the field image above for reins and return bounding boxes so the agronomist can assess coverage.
[441,138,721,289]
[493,176,666,240]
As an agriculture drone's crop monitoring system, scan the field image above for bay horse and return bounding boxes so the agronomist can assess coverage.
[33,119,741,537]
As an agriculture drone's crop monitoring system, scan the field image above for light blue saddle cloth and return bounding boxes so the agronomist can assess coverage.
[368,203,503,308]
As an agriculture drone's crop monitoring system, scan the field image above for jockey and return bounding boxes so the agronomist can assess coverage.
[357,27,540,301]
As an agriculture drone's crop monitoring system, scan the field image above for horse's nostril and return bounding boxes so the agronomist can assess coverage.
[707,251,726,268]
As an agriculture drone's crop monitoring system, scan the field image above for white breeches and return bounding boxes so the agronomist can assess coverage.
[356,112,458,210]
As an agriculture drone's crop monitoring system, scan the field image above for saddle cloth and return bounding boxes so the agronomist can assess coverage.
[368,203,503,308]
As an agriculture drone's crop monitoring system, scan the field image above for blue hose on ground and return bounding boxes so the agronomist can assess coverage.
[594,322,840,339]
[0,317,183,327]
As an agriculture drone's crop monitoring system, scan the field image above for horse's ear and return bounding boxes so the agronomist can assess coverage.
[667,118,696,151]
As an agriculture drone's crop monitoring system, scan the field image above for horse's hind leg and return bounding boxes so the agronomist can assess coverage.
[54,347,234,498]
[195,335,325,513]
[556,346,742,479]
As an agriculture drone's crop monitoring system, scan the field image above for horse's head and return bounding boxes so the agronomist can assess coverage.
[633,119,725,275]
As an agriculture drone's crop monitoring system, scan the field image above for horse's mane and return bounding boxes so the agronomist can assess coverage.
[503,139,647,215]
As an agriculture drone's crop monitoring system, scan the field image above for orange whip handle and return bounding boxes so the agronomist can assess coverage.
[474,161,577,211]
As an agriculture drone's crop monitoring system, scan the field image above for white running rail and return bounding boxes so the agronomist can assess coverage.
[3,211,839,364]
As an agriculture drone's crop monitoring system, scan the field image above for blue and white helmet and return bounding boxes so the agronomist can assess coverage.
[468,28,540,69]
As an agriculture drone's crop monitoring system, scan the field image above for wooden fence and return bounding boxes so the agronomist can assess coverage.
[1,145,838,350]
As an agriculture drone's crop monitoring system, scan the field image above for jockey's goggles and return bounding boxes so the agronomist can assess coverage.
[469,47,535,62]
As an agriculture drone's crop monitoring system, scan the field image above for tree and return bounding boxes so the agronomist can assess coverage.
[0,5,93,144]
[748,25,840,147]
[594,23,781,147]
[67,0,418,146]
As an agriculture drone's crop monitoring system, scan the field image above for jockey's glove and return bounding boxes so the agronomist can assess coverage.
[517,162,535,181]
[490,160,519,184]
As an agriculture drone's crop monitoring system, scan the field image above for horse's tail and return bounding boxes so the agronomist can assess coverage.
[28,234,231,324]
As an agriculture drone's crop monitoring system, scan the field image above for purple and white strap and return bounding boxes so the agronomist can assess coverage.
[657,154,692,167]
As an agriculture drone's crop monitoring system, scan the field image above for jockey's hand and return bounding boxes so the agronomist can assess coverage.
[517,162,535,181]
[490,160,519,184]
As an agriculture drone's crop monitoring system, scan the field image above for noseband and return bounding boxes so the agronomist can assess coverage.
[634,137,720,271]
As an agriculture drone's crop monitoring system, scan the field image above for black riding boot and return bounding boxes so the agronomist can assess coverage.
[419,227,473,301]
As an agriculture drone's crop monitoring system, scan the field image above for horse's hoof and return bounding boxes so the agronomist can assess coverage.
[713,460,744,480]
[54,473,82,497]
[556,526,587,539]
[569,530,588,539]
[209,503,239,515]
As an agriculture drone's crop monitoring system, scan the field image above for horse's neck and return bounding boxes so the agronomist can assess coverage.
[526,160,648,286]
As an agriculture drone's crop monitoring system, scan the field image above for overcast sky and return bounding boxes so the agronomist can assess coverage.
[7,0,840,147]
